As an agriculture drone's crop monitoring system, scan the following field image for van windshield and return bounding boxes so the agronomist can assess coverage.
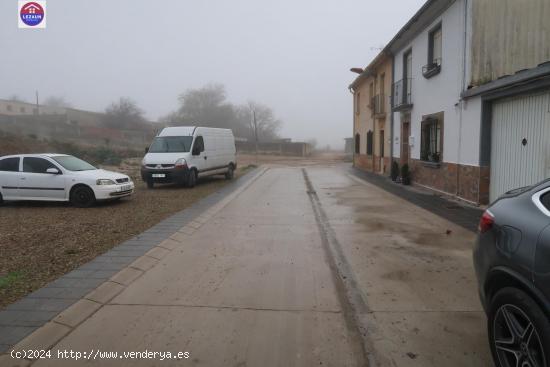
[149,136,193,153]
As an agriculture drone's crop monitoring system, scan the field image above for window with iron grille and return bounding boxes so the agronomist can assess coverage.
[420,117,442,163]
[355,133,360,154]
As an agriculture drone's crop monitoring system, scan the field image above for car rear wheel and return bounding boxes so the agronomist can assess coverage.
[70,186,96,208]
[225,165,234,180]
[0,192,3,206]
[186,170,197,188]
[488,287,549,367]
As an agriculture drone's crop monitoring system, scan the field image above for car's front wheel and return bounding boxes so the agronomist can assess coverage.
[70,186,96,208]
[146,180,154,189]
[488,287,549,367]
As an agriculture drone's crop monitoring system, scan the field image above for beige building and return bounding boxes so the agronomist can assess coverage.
[0,99,66,116]
[349,52,392,174]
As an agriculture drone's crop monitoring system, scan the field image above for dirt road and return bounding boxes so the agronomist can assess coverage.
[10,165,491,366]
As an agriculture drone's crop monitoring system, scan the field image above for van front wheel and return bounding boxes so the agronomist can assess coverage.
[186,170,197,188]
[225,165,234,180]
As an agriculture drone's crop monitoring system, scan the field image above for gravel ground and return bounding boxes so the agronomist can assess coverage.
[0,158,252,309]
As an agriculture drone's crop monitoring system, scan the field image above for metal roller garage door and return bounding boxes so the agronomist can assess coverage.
[490,92,550,202]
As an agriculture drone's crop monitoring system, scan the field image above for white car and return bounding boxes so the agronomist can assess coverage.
[0,154,134,207]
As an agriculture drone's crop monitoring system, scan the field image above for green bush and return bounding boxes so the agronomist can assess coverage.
[401,164,411,185]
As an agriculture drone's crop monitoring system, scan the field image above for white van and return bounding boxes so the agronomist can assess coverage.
[141,126,236,188]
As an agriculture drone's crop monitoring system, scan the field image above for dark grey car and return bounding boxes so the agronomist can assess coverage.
[474,179,550,367]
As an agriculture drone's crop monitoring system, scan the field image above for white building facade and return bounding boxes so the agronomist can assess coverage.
[383,0,550,204]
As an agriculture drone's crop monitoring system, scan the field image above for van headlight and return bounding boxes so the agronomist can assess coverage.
[96,179,116,185]
[175,158,187,169]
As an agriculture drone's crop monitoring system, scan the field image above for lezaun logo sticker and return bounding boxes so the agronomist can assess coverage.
[18,1,46,29]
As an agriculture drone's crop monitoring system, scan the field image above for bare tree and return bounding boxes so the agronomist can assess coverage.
[7,95,24,102]
[103,97,148,130]
[164,83,282,141]
[238,101,282,141]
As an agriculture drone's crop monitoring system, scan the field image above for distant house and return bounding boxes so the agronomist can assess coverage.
[349,52,392,175]
[349,0,550,204]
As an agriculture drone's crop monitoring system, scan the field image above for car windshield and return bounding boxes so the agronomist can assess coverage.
[52,155,97,171]
[149,136,193,153]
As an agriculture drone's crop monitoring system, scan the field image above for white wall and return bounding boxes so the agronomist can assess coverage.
[392,0,482,166]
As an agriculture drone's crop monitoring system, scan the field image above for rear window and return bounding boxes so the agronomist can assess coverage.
[0,157,20,172]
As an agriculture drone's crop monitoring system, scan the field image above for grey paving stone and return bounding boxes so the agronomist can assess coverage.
[27,287,93,300]
[107,249,149,257]
[0,326,37,346]
[44,277,105,289]
[78,262,127,271]
[92,256,137,265]
[63,269,96,279]
[0,311,58,327]
[5,298,75,312]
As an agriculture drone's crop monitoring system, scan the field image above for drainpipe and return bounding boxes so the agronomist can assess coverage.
[390,54,395,174]
[349,86,355,166]
[456,0,468,199]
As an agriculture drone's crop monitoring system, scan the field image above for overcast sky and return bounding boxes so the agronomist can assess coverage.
[0,0,425,149]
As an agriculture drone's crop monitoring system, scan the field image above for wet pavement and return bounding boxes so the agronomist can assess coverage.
[4,165,492,366]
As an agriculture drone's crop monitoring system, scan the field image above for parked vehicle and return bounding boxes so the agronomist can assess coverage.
[474,179,550,367]
[141,126,236,189]
[0,154,134,207]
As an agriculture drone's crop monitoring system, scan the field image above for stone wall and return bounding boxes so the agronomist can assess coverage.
[409,159,489,204]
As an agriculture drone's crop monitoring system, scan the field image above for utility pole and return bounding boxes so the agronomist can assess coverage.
[35,90,40,115]
[253,110,258,163]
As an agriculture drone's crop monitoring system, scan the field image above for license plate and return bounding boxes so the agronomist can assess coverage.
[120,184,132,192]
[152,174,165,178]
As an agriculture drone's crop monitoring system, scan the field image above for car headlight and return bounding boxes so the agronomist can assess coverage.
[96,179,116,185]
[175,158,187,168]
[141,158,146,167]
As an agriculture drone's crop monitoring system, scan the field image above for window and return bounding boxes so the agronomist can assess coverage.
[23,157,58,173]
[193,136,205,153]
[542,192,550,211]
[424,24,442,78]
[7,105,12,112]
[149,136,193,153]
[366,130,373,156]
[355,93,361,115]
[52,156,96,171]
[355,133,360,154]
[420,116,443,163]
[20,107,26,113]
[0,157,20,172]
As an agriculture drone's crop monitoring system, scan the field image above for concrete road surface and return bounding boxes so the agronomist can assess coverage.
[8,166,491,367]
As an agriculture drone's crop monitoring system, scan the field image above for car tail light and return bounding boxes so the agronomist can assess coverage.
[478,210,494,233]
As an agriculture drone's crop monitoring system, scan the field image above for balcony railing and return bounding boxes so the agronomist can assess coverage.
[371,94,386,116]
[422,58,442,78]
[392,78,413,111]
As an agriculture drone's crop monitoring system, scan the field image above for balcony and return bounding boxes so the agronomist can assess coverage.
[371,94,386,118]
[392,78,413,111]
[422,58,442,79]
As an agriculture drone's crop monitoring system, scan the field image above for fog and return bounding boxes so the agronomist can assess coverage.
[0,0,425,149]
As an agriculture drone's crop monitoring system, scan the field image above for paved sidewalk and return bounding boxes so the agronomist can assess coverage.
[349,167,484,232]
[0,168,261,354]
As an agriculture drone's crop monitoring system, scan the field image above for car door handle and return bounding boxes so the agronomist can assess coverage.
[20,177,26,180]
[204,156,207,160]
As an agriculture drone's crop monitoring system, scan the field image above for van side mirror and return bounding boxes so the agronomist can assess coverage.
[46,168,60,175]
[192,147,200,156]
[145,147,149,154]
